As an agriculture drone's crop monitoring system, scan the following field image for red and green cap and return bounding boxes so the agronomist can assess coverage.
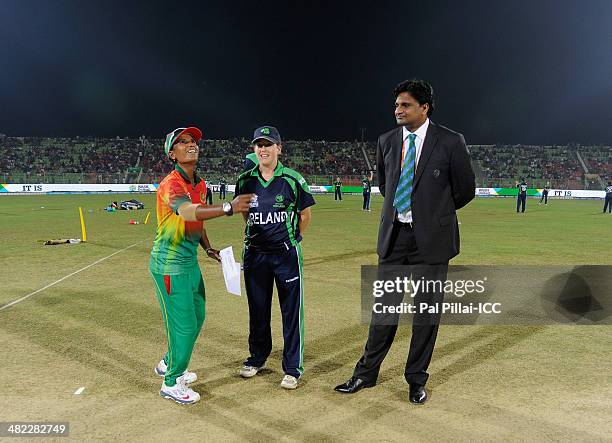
[164,127,203,156]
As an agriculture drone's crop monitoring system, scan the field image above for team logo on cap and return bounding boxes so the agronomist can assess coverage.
[261,127,270,135]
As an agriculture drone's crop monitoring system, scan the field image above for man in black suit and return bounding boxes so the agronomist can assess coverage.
[334,79,475,404]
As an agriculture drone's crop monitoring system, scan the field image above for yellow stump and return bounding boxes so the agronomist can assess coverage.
[144,211,151,225]
[78,207,87,242]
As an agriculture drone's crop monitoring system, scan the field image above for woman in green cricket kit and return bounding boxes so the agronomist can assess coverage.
[234,125,315,390]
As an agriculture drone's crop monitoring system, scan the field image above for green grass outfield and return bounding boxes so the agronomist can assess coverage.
[0,194,610,441]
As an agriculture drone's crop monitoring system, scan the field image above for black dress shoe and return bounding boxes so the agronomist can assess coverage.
[334,377,375,394]
[409,384,428,404]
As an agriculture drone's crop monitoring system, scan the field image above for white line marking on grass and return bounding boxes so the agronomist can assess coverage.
[74,387,85,395]
[0,240,145,312]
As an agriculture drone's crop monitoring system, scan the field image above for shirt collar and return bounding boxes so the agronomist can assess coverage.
[249,160,284,177]
[402,118,430,142]
[174,164,202,185]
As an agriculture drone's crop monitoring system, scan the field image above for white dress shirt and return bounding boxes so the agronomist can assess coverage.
[397,118,429,223]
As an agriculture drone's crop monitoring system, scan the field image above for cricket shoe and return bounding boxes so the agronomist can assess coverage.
[160,381,200,405]
[239,364,265,378]
[155,359,197,384]
[280,375,299,390]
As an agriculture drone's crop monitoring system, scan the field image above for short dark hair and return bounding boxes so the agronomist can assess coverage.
[394,79,435,117]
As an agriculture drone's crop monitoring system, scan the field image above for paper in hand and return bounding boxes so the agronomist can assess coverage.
[220,246,242,296]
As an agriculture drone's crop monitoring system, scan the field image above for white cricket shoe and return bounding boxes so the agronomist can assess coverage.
[160,381,200,404]
[280,375,299,390]
[239,364,265,378]
[155,359,197,384]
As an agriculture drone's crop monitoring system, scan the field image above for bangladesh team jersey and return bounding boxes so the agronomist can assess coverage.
[150,165,207,275]
[235,161,315,252]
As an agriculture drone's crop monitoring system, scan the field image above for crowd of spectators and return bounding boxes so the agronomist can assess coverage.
[468,144,585,182]
[0,135,142,176]
[0,134,609,187]
[0,135,373,184]
[580,146,612,178]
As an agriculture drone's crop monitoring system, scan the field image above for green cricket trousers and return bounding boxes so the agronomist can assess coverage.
[150,265,206,386]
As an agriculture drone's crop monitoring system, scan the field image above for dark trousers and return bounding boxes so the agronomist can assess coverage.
[604,196,612,213]
[243,245,304,378]
[363,192,371,210]
[206,191,213,205]
[540,193,548,204]
[354,222,448,386]
[335,187,342,200]
[219,189,226,199]
[517,194,526,212]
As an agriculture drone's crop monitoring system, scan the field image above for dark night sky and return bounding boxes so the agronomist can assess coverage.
[1,0,611,144]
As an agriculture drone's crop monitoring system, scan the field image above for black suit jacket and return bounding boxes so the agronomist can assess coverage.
[376,121,475,263]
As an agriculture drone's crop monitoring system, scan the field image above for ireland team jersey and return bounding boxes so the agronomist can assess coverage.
[235,161,315,252]
[150,165,207,275]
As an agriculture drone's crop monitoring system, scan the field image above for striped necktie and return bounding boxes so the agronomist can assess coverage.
[393,133,417,213]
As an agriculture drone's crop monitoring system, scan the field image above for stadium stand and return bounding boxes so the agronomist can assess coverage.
[0,133,609,189]
[362,141,609,189]
[468,144,587,189]
[579,145,612,177]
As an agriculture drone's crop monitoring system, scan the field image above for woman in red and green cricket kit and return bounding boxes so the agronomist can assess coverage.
[149,126,254,404]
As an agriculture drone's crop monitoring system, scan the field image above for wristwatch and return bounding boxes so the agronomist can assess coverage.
[222,201,233,216]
